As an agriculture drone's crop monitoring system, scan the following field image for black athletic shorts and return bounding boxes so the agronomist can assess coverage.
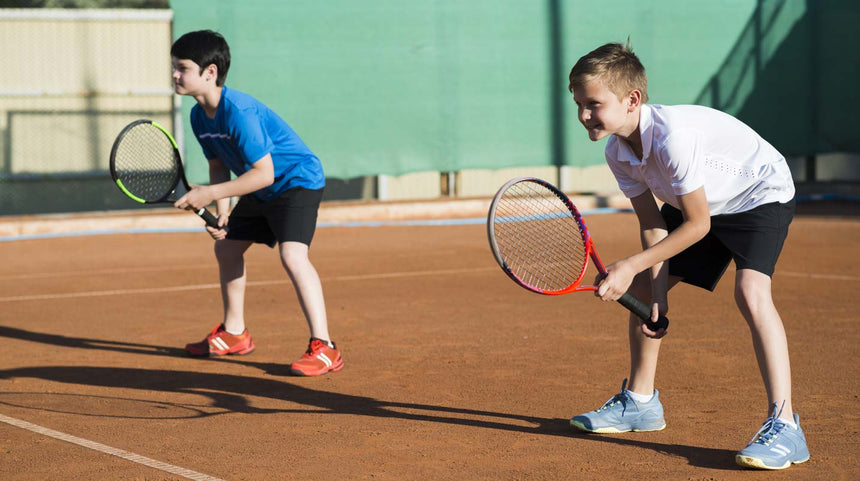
[661,198,795,291]
[225,187,324,248]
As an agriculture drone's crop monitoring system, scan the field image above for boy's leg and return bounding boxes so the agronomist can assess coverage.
[725,201,807,469]
[184,238,254,357]
[265,187,341,375]
[627,317,662,394]
[734,268,793,420]
[734,271,808,470]
[281,240,343,376]
[570,272,681,433]
[278,241,330,341]
[215,239,254,334]
[626,273,662,397]
[627,273,683,396]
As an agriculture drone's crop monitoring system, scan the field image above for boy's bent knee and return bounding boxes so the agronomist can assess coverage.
[214,239,251,261]
[734,269,772,299]
[628,271,651,299]
[278,241,311,269]
[734,269,776,318]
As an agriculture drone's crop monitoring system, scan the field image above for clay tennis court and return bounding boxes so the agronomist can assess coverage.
[0,201,857,480]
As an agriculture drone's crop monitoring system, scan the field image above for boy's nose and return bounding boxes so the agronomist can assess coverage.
[579,110,590,122]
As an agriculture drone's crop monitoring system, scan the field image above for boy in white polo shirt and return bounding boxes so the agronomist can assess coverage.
[566,42,809,470]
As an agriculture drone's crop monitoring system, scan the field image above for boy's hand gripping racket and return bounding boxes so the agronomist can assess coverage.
[109,119,221,229]
[487,177,668,331]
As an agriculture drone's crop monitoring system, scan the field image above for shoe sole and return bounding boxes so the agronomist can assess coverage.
[570,419,666,433]
[735,454,809,470]
[289,359,344,376]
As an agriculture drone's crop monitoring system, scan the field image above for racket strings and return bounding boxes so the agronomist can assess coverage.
[493,182,588,292]
[113,123,181,202]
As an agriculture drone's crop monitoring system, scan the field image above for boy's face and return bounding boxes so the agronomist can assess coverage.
[572,78,637,141]
[171,57,213,96]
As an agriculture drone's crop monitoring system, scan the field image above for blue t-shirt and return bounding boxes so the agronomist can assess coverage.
[190,86,325,201]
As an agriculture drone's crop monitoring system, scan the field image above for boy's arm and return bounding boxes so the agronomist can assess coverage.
[174,154,275,213]
[207,158,231,233]
[630,191,670,309]
[597,187,710,302]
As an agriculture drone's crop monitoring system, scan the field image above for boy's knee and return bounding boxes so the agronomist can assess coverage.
[214,240,230,258]
[214,239,246,263]
[628,271,651,299]
[279,243,310,271]
[734,270,774,316]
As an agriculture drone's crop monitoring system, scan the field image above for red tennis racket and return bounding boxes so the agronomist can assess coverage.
[487,177,668,331]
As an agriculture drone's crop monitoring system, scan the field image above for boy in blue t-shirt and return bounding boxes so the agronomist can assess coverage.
[170,30,342,376]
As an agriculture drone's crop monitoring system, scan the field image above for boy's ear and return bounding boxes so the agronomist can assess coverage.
[204,63,218,82]
[626,89,643,111]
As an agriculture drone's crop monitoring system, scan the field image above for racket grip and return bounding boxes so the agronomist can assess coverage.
[195,208,227,232]
[617,292,669,331]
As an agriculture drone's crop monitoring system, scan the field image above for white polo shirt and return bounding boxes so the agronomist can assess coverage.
[605,104,795,215]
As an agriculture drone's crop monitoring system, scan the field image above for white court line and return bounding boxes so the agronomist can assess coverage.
[777,271,860,282]
[0,413,225,481]
[0,267,496,303]
[0,264,212,281]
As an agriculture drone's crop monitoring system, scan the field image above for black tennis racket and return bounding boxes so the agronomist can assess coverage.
[109,119,220,229]
[487,177,668,331]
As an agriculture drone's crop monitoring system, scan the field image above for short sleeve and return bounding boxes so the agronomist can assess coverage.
[230,107,274,166]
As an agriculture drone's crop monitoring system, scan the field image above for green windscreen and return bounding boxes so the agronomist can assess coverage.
[173,1,857,182]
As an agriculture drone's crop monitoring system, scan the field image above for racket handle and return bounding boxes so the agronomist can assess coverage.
[617,292,669,331]
[195,208,226,232]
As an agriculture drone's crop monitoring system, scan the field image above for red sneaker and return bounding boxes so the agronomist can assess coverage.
[185,324,255,357]
[289,339,343,376]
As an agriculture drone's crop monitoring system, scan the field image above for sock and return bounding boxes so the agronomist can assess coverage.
[224,326,245,336]
[780,418,798,430]
[626,389,654,403]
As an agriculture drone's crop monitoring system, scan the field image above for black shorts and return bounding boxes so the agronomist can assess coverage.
[661,198,795,291]
[225,187,324,248]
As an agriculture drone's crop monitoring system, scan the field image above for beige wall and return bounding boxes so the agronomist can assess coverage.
[0,10,172,94]
[0,9,174,215]
[0,9,174,177]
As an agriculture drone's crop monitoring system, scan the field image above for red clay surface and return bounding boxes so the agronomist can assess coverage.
[0,206,857,480]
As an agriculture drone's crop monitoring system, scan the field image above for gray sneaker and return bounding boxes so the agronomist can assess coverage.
[735,403,810,470]
[570,379,666,433]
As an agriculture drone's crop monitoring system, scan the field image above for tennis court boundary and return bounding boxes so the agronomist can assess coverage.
[0,413,225,481]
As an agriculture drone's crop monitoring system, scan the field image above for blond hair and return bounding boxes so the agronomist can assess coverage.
[568,40,648,102]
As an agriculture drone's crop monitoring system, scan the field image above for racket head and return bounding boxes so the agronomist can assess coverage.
[109,120,186,204]
[487,177,593,295]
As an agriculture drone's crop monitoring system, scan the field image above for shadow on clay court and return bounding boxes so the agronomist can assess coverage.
[0,325,187,357]
[0,325,738,470]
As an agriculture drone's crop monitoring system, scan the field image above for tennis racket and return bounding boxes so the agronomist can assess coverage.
[109,119,220,229]
[487,177,668,331]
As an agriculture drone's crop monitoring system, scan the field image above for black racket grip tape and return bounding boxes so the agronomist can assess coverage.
[617,292,669,331]
[196,208,228,232]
